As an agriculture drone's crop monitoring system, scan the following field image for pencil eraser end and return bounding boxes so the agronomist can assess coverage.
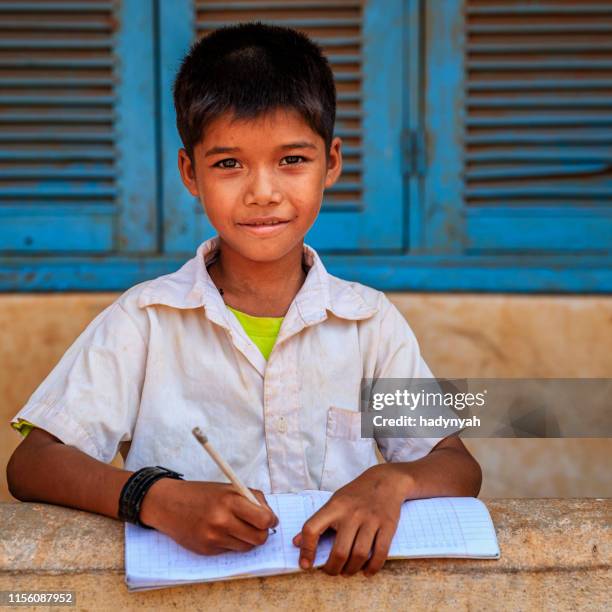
[192,427,207,444]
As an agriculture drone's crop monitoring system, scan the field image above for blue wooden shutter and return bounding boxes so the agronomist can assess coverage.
[0,0,158,255]
[159,0,406,254]
[423,0,612,255]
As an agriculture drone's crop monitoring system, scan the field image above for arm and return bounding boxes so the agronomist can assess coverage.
[7,428,132,519]
[7,428,277,554]
[294,434,481,576]
[385,434,482,500]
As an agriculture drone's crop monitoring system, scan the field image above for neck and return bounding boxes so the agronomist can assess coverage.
[207,238,308,317]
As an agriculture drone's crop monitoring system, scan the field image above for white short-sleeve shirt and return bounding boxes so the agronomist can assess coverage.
[10,236,442,493]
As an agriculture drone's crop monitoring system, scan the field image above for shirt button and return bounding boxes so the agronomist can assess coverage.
[277,417,288,434]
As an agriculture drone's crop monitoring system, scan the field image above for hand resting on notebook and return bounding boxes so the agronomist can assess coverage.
[293,434,482,577]
[292,463,404,577]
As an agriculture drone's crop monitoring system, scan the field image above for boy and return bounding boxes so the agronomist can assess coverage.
[7,22,481,577]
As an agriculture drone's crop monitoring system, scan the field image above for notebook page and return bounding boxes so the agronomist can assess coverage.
[125,492,333,589]
[288,490,335,567]
[126,494,293,588]
[388,497,500,558]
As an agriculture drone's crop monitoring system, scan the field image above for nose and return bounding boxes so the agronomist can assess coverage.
[245,167,282,206]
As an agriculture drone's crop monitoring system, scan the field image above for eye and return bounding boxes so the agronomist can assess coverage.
[281,155,307,165]
[213,158,240,169]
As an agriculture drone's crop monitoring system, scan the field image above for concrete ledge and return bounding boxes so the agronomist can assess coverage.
[1,499,609,610]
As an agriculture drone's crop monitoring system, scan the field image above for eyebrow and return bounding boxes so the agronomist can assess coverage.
[204,141,318,158]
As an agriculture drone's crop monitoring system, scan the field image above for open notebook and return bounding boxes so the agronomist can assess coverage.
[125,491,500,591]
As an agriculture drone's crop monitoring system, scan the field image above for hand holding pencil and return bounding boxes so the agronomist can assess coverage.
[192,427,278,534]
[139,430,278,557]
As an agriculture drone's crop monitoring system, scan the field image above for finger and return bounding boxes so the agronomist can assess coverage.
[363,527,394,576]
[251,489,280,527]
[342,523,377,576]
[226,515,270,547]
[232,493,277,530]
[198,545,225,556]
[323,522,359,576]
[299,507,340,570]
[217,533,257,553]
[293,533,302,547]
[183,538,225,556]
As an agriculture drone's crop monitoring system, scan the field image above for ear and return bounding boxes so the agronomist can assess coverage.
[324,136,343,189]
[178,148,200,197]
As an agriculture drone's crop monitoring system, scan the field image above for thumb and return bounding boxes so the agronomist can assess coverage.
[252,489,279,527]
[292,533,302,547]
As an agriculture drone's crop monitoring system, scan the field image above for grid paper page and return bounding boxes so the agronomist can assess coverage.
[388,497,500,559]
[125,491,332,590]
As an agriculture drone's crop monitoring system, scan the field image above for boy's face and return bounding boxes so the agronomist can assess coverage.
[178,108,342,263]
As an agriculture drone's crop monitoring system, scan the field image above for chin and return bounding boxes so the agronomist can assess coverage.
[246,241,303,262]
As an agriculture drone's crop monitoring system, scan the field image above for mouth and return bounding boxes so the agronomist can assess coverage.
[237,218,292,236]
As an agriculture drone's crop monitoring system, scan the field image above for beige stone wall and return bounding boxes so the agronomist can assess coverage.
[389,293,612,499]
[2,293,611,502]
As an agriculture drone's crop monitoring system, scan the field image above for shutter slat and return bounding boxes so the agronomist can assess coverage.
[467,130,612,145]
[326,54,360,64]
[468,96,611,108]
[338,91,361,102]
[198,17,360,28]
[468,59,612,71]
[336,108,362,119]
[334,127,361,138]
[0,20,113,31]
[0,132,114,142]
[0,113,113,123]
[195,0,363,209]
[303,36,360,46]
[337,145,360,157]
[0,150,113,161]
[467,148,612,162]
[0,167,115,179]
[469,42,612,53]
[0,204,115,214]
[0,39,113,49]
[467,3,612,15]
[0,77,114,87]
[469,23,612,34]
[200,1,360,9]
[467,115,612,127]
[0,58,113,68]
[468,79,612,91]
[466,186,612,199]
[0,186,117,198]
[0,95,114,106]
[0,2,113,11]
[330,71,361,82]
[467,163,609,180]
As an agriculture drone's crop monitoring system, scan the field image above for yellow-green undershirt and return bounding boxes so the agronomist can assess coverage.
[11,305,284,440]
[226,304,284,360]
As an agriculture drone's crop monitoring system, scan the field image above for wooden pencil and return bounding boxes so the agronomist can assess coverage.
[192,426,262,506]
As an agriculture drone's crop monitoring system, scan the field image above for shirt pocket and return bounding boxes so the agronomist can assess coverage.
[320,405,379,491]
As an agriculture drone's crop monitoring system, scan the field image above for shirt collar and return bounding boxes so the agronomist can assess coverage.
[137,235,378,323]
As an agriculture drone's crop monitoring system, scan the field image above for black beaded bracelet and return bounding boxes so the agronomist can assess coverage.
[118,465,184,529]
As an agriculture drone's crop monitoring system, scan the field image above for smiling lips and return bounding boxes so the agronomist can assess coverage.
[237,217,292,236]
[239,217,289,226]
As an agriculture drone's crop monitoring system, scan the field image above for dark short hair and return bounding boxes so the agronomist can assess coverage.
[173,21,337,162]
